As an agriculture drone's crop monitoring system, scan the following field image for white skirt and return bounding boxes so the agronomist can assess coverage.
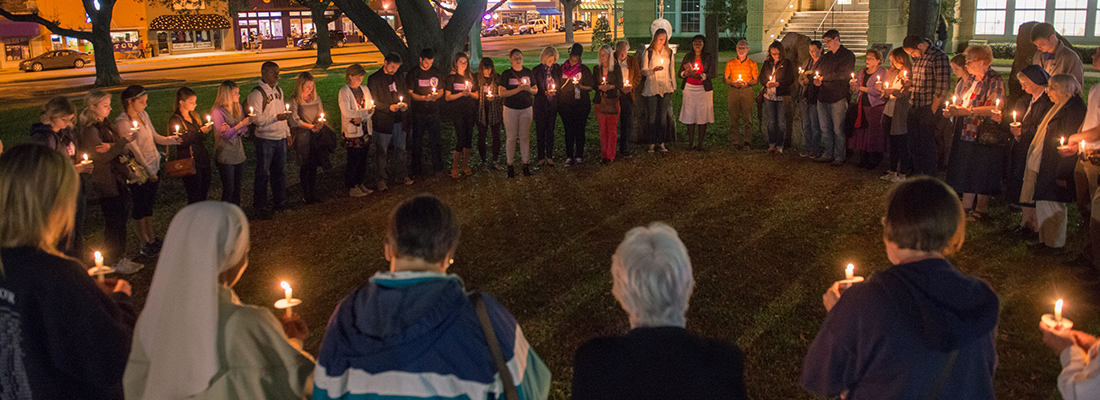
[679,83,714,124]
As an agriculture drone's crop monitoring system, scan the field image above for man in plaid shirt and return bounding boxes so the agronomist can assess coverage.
[903,35,950,177]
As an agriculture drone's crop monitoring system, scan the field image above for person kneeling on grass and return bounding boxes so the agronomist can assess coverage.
[571,222,748,400]
[801,177,1000,400]
[1039,319,1100,398]
[312,194,551,400]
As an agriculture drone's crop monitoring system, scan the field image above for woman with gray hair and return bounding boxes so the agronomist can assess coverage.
[1028,73,1087,254]
[572,223,748,400]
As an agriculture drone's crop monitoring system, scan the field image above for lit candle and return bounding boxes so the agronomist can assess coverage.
[369,100,375,109]
[1080,140,1086,153]
[903,70,908,79]
[1042,298,1073,330]
[174,124,180,135]
[82,153,89,164]
[815,71,820,79]
[623,79,629,87]
[1061,136,1066,147]
[769,75,774,84]
[799,67,804,74]
[465,81,470,92]
[994,98,1000,109]
[93,251,106,282]
[1012,110,1017,123]
[131,120,139,130]
[205,115,212,125]
[398,95,403,105]
[694,62,699,71]
[285,104,290,113]
[432,85,437,95]
[884,81,890,89]
[551,82,556,91]
[850,72,855,80]
[952,95,957,105]
[845,263,854,280]
[281,281,294,317]
[249,106,255,115]
[1055,299,1064,322]
[318,112,325,122]
[737,74,743,82]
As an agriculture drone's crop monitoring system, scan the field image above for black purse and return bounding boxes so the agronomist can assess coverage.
[975,117,1013,146]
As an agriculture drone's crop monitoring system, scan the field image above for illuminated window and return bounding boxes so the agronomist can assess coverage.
[1014,0,1046,34]
[974,0,1006,35]
[1055,0,1087,36]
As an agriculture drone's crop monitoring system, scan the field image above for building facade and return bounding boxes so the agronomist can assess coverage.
[0,0,151,67]
[969,0,1100,46]
[232,0,370,50]
[146,0,233,56]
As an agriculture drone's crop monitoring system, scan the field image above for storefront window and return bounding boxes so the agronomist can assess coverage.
[291,19,303,37]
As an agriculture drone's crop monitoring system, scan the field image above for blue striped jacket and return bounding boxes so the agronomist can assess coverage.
[312,271,551,400]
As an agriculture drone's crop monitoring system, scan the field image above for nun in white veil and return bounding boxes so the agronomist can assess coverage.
[124,201,314,399]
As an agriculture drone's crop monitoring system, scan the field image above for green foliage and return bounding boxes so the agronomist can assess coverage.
[705,0,746,39]
[940,0,958,25]
[590,16,611,52]
[986,42,1098,61]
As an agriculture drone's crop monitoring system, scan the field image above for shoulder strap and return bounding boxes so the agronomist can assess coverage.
[470,292,520,400]
[252,86,270,112]
[923,349,959,400]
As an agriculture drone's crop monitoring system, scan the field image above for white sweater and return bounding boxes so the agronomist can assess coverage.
[114,111,172,175]
[338,84,375,138]
[245,80,290,140]
[1058,342,1100,400]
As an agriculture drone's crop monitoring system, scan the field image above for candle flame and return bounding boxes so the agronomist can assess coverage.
[132,120,138,128]
[83,153,88,161]
[280,281,291,291]
[1061,136,1066,146]
[846,263,854,277]
[1055,299,1064,315]
[94,251,103,265]
[206,115,212,122]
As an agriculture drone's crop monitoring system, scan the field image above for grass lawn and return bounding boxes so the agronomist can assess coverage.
[0,63,1092,399]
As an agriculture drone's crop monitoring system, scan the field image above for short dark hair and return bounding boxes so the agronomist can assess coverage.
[261,61,279,75]
[809,40,822,50]
[950,53,967,67]
[902,34,927,49]
[509,48,523,57]
[822,29,840,40]
[420,48,435,60]
[884,177,965,254]
[384,52,402,64]
[386,194,460,264]
[346,63,366,78]
[1031,22,1057,42]
[692,34,705,43]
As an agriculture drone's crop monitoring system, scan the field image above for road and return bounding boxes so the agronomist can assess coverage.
[0,30,597,106]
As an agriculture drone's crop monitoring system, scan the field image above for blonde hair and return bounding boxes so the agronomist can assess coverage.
[540,46,558,65]
[213,80,242,120]
[0,144,79,261]
[78,89,111,129]
[293,71,316,103]
[599,44,615,72]
[40,96,75,124]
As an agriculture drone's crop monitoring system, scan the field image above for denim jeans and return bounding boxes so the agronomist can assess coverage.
[618,95,634,155]
[409,113,442,175]
[817,99,848,161]
[217,162,244,205]
[372,122,408,183]
[534,100,557,160]
[801,100,821,155]
[763,99,787,147]
[645,94,670,145]
[253,137,287,211]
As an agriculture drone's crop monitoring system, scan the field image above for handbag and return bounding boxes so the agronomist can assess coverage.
[470,292,520,400]
[165,144,197,178]
[119,152,149,185]
[975,117,1013,146]
[598,94,620,114]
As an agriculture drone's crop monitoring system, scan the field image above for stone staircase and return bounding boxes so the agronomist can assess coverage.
[779,11,870,50]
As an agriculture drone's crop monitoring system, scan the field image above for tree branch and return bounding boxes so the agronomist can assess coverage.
[326,10,343,23]
[0,8,94,40]
[430,0,455,13]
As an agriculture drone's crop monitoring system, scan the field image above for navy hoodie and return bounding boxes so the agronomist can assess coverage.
[801,258,999,400]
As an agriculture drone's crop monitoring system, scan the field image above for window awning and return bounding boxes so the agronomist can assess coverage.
[579,2,611,9]
[149,14,231,31]
[537,8,562,15]
[502,0,556,10]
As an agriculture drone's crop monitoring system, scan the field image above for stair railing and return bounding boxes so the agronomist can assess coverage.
[764,0,798,42]
[814,0,838,38]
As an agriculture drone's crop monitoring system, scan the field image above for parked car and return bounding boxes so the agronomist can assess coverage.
[518,19,548,34]
[19,50,92,72]
[482,24,515,37]
[556,20,589,32]
[297,31,346,50]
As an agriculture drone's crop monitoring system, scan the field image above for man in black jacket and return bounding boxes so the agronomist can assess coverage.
[367,52,413,191]
[405,48,445,176]
[812,29,856,166]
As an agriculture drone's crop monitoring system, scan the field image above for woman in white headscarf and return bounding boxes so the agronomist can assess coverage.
[124,201,314,399]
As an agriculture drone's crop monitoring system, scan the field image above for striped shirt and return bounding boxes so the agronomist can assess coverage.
[909,45,951,108]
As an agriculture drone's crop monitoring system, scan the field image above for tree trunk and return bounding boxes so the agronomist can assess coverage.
[468,21,482,63]
[908,0,940,40]
[90,32,122,86]
[310,5,334,67]
[563,1,576,44]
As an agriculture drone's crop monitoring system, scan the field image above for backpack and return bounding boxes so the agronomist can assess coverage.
[247,85,281,137]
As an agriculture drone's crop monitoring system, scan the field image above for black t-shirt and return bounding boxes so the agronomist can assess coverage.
[405,66,444,114]
[367,69,406,132]
[444,73,479,115]
[498,67,535,110]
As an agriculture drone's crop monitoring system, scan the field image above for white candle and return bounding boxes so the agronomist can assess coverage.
[694,62,699,71]
[249,106,255,115]
[1080,140,1086,153]
[398,95,403,104]
[551,82,556,91]
[465,81,470,91]
[815,71,820,79]
[131,120,138,130]
[737,74,743,82]
[432,85,437,95]
[994,98,1000,109]
[952,95,957,105]
[850,72,855,80]
[1055,299,1064,322]
[799,67,804,74]
[903,70,908,79]
[82,153,89,163]
[1061,136,1066,147]
[318,112,325,121]
[845,264,854,280]
[206,115,212,124]
[174,124,180,135]
[1012,110,1017,123]
[369,100,375,109]
[281,281,293,317]
[884,81,890,89]
[93,251,105,282]
[623,79,629,87]
[285,104,290,112]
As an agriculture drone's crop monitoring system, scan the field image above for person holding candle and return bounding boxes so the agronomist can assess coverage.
[341,63,376,197]
[642,28,675,153]
[312,195,552,399]
[677,35,716,151]
[616,41,641,158]
[801,177,1000,400]
[406,48,446,177]
[812,29,856,166]
[558,43,594,166]
[902,35,952,176]
[76,89,144,274]
[1038,317,1100,399]
[31,96,92,259]
[0,143,136,400]
[1022,74,1086,254]
[475,57,505,171]
[879,48,914,182]
[798,40,823,157]
[1063,48,1100,281]
[943,46,1005,223]
[115,85,182,258]
[124,201,314,399]
[247,61,292,220]
[571,222,748,400]
[368,54,415,192]
[725,40,759,151]
[211,80,252,206]
[168,86,214,205]
[758,41,795,154]
[499,48,538,177]
[847,49,889,169]
[532,46,561,167]
[445,52,479,178]
[289,71,332,205]
[1000,66,1053,242]
[593,44,624,163]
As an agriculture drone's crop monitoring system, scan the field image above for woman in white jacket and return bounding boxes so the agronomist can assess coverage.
[641,29,676,153]
[338,64,375,197]
[1040,321,1100,399]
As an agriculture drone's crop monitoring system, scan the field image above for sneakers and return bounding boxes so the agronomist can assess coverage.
[507,165,515,178]
[880,171,897,181]
[564,158,574,167]
[658,144,669,152]
[813,156,833,163]
[378,181,389,192]
[349,186,370,197]
[890,174,906,183]
[546,158,555,167]
[575,157,583,165]
[648,145,655,153]
[113,258,144,274]
[776,147,783,154]
[139,242,160,258]
[404,177,415,186]
[522,164,532,176]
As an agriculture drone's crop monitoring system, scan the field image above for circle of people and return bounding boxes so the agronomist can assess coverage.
[4,22,1100,400]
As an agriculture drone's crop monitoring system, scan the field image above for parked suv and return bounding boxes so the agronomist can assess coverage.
[297,31,346,50]
[519,19,548,34]
[482,23,515,37]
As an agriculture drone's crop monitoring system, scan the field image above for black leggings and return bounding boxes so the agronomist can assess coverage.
[561,103,591,159]
[100,194,128,263]
[477,123,501,162]
[885,116,911,174]
[454,112,476,151]
[345,146,368,188]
